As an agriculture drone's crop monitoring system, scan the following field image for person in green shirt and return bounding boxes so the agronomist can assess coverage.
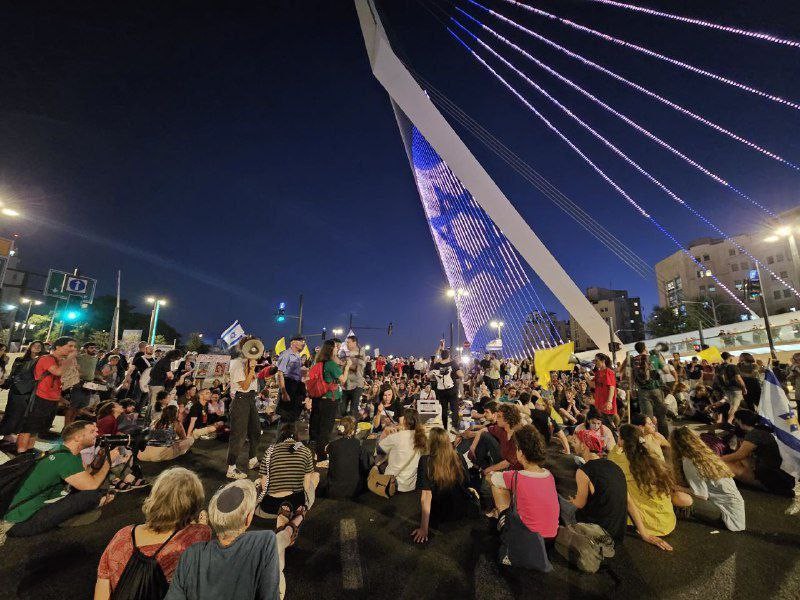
[1,420,117,546]
[309,340,349,462]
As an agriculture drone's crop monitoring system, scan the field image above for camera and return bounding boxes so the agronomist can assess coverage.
[96,428,151,453]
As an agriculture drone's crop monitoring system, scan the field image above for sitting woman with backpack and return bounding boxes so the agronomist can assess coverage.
[609,424,693,551]
[411,427,478,543]
[94,467,211,599]
[139,406,195,462]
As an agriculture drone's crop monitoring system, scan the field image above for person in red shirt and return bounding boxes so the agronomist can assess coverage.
[375,356,386,376]
[481,404,524,475]
[17,336,77,453]
[592,353,618,425]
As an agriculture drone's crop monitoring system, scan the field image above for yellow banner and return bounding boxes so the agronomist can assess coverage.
[534,341,574,388]
[275,336,311,360]
[697,346,723,364]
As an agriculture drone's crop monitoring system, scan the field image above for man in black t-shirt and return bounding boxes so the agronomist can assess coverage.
[185,388,211,437]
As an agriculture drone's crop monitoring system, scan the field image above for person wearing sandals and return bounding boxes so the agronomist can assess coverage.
[94,468,211,599]
[257,422,319,516]
[166,479,290,600]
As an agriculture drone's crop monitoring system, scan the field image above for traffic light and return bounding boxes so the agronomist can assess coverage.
[60,308,84,322]
[276,301,286,323]
[608,341,621,352]
[387,322,393,336]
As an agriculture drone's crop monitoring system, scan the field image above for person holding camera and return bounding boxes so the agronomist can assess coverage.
[0,420,117,546]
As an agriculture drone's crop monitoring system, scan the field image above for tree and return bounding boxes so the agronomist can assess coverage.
[683,295,744,328]
[186,332,210,354]
[646,305,687,337]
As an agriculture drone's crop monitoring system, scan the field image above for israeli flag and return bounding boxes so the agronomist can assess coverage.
[759,370,800,479]
[221,320,245,349]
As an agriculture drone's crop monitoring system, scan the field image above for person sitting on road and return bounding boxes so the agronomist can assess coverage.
[609,424,693,551]
[0,420,116,546]
[322,417,364,499]
[376,409,427,493]
[372,387,399,434]
[257,422,319,516]
[722,409,798,507]
[574,409,616,455]
[139,405,195,462]
[94,467,212,599]
[462,401,502,471]
[411,427,477,543]
[488,425,559,539]
[475,404,524,480]
[560,430,628,545]
[670,427,745,531]
[165,479,290,600]
[630,413,670,461]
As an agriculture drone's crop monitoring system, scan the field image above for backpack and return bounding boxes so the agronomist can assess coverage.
[433,364,454,391]
[306,361,335,399]
[0,448,71,517]
[555,523,615,573]
[111,525,178,600]
[632,354,660,388]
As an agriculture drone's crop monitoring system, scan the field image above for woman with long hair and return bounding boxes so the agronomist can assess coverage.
[0,341,45,441]
[377,409,426,493]
[670,427,745,531]
[94,467,211,599]
[609,424,692,550]
[309,340,349,461]
[324,416,364,499]
[139,405,195,462]
[411,427,475,543]
[372,387,399,433]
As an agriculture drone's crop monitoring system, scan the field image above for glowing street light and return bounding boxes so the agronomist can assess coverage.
[19,297,44,345]
[146,297,167,345]
[446,288,469,349]
[332,328,344,338]
[1,208,20,217]
[490,320,505,340]
[364,344,371,351]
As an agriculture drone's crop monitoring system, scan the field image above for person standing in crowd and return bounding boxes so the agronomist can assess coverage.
[561,430,628,545]
[631,342,670,438]
[414,355,428,377]
[1,420,116,545]
[148,349,183,417]
[131,343,154,402]
[309,339,349,461]
[94,467,211,599]
[16,337,78,453]
[686,356,702,391]
[341,335,365,418]
[430,342,463,433]
[0,341,45,444]
[275,336,307,423]
[65,342,99,426]
[226,338,261,480]
[486,353,501,392]
[591,353,618,427]
[737,353,761,410]
[670,427,745,531]
[719,352,747,424]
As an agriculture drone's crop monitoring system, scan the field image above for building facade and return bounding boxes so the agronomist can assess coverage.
[569,287,645,352]
[654,207,800,318]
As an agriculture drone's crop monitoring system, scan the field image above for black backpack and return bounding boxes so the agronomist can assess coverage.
[112,525,179,600]
[0,448,71,517]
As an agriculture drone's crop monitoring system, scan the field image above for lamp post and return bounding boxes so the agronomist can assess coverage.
[332,328,344,339]
[146,297,167,345]
[446,288,469,352]
[19,297,43,345]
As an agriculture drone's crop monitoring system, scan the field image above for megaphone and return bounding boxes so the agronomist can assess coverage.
[240,338,265,360]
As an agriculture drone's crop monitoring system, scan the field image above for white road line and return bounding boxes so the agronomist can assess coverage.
[340,518,364,590]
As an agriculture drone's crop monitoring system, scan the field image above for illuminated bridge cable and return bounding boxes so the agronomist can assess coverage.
[584,0,800,49]
[415,74,654,279]
[487,0,800,112]
[458,1,800,174]
[445,26,753,315]
[450,17,800,300]
[455,7,781,219]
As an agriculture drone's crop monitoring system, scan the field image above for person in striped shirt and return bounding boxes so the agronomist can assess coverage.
[257,423,319,515]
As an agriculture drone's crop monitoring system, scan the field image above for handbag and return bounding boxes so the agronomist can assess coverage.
[367,449,418,498]
[497,472,553,572]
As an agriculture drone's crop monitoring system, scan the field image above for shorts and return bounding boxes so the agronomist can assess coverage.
[259,489,306,514]
[69,386,92,410]
[21,396,59,435]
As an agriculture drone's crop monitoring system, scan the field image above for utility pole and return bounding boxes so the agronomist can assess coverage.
[297,294,304,336]
[449,322,454,350]
[607,315,617,367]
[759,293,778,362]
[698,320,705,348]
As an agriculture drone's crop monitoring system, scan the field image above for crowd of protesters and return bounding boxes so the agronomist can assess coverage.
[0,331,798,598]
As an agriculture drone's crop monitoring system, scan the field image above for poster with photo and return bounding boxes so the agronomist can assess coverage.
[119,330,143,358]
[194,354,230,387]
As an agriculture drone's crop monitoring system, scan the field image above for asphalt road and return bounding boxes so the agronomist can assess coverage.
[2,426,799,600]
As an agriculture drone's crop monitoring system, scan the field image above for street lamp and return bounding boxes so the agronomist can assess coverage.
[146,297,167,345]
[19,297,43,345]
[490,320,505,340]
[446,288,469,351]
[364,344,371,351]
[332,328,344,338]
[0,208,20,217]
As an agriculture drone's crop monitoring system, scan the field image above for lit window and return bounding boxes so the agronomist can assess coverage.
[728,249,735,256]
[705,270,712,276]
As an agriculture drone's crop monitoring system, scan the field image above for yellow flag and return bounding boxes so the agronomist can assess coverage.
[274,337,286,356]
[300,344,311,360]
[534,341,575,388]
[697,346,723,364]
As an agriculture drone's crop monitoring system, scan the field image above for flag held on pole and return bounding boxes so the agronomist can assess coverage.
[221,320,245,348]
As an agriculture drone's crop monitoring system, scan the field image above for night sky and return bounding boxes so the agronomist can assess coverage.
[1,0,799,354]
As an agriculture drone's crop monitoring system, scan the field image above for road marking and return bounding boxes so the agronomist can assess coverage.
[340,518,364,590]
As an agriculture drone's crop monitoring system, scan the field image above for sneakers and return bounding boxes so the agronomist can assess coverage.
[227,466,248,480]
[248,457,260,471]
